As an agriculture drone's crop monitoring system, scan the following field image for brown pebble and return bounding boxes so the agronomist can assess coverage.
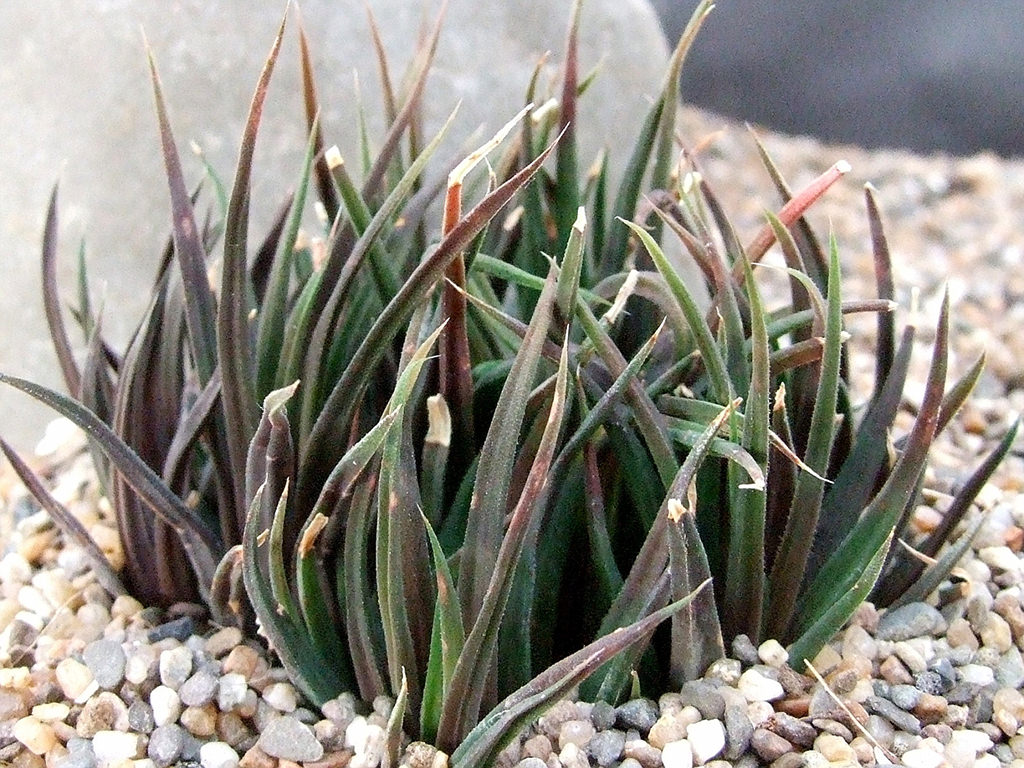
[826,664,864,694]
[622,739,662,768]
[521,735,552,760]
[180,704,218,737]
[879,655,913,685]
[750,728,794,762]
[10,747,45,768]
[913,693,948,725]
[1005,526,1024,552]
[776,665,813,696]
[946,617,980,650]
[768,754,806,768]
[993,593,1024,648]
[764,712,817,748]
[775,697,809,718]
[239,744,276,768]
[811,718,854,741]
[222,646,261,680]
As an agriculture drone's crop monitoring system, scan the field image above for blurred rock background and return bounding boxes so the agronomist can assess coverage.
[0,0,668,451]
[652,0,1024,157]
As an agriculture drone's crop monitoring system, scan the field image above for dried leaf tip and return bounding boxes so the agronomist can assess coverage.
[835,160,852,174]
[425,394,452,448]
[573,206,587,233]
[449,103,533,187]
[298,513,329,558]
[325,145,343,170]
[602,269,638,325]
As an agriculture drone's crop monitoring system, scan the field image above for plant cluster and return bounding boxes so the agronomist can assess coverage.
[2,2,1016,765]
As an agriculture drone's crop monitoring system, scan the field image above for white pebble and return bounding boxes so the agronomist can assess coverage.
[55,657,99,703]
[979,546,1022,574]
[746,701,773,726]
[0,667,31,687]
[901,744,945,768]
[17,585,54,619]
[737,669,784,702]
[199,740,240,768]
[13,716,57,755]
[757,639,789,667]
[661,740,693,768]
[32,568,76,609]
[159,645,193,688]
[31,702,70,722]
[125,646,157,686]
[92,730,143,765]
[947,728,994,754]
[0,553,32,584]
[218,673,249,712]
[960,663,996,687]
[150,685,182,726]
[686,720,725,764]
[262,681,297,712]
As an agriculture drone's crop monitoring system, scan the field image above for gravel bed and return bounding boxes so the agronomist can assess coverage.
[1,109,1024,768]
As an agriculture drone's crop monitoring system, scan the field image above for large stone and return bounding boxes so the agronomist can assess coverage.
[0,0,668,450]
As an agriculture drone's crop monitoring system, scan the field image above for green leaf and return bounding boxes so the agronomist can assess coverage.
[765,234,844,640]
[219,12,288,519]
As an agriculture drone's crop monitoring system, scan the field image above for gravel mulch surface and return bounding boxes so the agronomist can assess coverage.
[1,108,1024,768]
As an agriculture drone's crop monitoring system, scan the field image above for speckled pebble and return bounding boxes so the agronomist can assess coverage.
[615,699,659,734]
[179,668,220,708]
[148,723,186,767]
[257,715,324,762]
[679,681,725,721]
[877,603,946,641]
[587,728,625,766]
[81,639,126,690]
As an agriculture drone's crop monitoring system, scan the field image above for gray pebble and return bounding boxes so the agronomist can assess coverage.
[679,680,725,720]
[945,681,979,705]
[148,724,186,768]
[876,602,946,641]
[148,616,197,643]
[590,700,616,731]
[724,704,754,760]
[914,669,950,695]
[515,760,548,768]
[929,657,957,684]
[996,646,1024,688]
[178,668,219,708]
[865,695,922,734]
[127,699,155,734]
[890,684,923,710]
[731,634,759,665]
[56,737,96,768]
[256,715,324,762]
[615,699,659,734]
[179,731,203,762]
[865,714,896,749]
[587,729,625,766]
[82,638,126,690]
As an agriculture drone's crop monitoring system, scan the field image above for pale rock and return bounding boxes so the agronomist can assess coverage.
[0,667,31,687]
[558,719,595,750]
[55,657,99,703]
[159,646,194,689]
[125,646,157,686]
[258,715,325,762]
[757,639,788,668]
[982,613,1014,653]
[813,732,855,763]
[110,595,145,620]
[150,685,183,727]
[218,673,250,712]
[737,669,784,702]
[204,627,243,658]
[92,730,144,766]
[77,691,131,737]
[0,553,32,585]
[558,742,589,768]
[17,585,55,619]
[13,715,58,755]
[261,681,297,713]
[980,546,1022,575]
[200,741,240,768]
[660,740,693,768]
[686,720,725,764]
[32,702,70,722]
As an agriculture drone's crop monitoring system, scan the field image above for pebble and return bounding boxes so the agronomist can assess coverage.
[82,639,126,690]
[199,740,240,768]
[559,719,595,750]
[737,669,784,702]
[261,682,297,713]
[876,603,946,641]
[13,716,58,755]
[76,691,130,737]
[158,646,193,689]
[615,699,659,734]
[750,728,793,762]
[679,681,725,720]
[148,723,186,767]
[54,658,99,704]
[91,730,142,765]
[686,719,725,763]
[149,686,182,727]
[757,639,789,668]
[660,740,692,768]
[179,668,220,708]
[258,715,324,762]
[587,729,625,766]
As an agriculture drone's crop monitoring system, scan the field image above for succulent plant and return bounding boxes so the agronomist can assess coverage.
[2,1,1016,764]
